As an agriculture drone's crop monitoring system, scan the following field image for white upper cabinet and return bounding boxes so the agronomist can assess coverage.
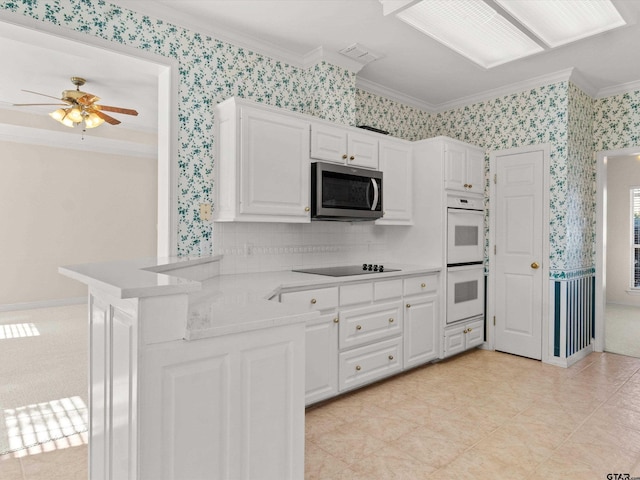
[376,138,413,225]
[310,123,379,169]
[214,98,311,222]
[444,142,484,195]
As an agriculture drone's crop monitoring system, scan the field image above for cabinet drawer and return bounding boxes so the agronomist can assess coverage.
[403,274,438,296]
[340,283,373,307]
[339,337,402,392]
[374,279,402,302]
[280,287,339,311]
[339,301,402,349]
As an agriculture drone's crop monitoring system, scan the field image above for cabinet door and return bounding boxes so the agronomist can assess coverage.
[404,294,439,368]
[240,107,310,220]
[305,313,339,405]
[310,123,348,164]
[376,139,413,225]
[347,132,379,169]
[444,143,467,192]
[464,317,485,349]
[466,148,485,195]
[443,324,466,358]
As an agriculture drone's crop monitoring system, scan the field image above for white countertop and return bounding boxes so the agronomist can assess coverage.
[60,255,440,340]
[186,264,440,340]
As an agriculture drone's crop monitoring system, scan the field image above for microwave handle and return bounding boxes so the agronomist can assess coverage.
[370,178,379,211]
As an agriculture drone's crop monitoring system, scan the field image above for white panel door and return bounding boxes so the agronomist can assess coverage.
[347,132,379,169]
[310,123,347,164]
[305,313,338,405]
[494,150,543,360]
[376,139,413,224]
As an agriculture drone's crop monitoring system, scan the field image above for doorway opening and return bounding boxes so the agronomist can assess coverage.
[596,148,640,358]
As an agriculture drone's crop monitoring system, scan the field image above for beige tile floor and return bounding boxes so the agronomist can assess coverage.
[2,348,640,479]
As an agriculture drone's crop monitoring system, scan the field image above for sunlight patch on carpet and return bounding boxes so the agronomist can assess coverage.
[3,396,88,455]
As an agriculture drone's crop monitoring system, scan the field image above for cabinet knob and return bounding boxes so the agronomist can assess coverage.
[468,327,473,333]
[464,183,469,188]
[304,206,310,212]
[333,317,339,323]
[463,328,469,333]
[310,298,317,304]
[421,283,426,288]
[356,365,362,371]
[468,184,473,189]
[349,155,355,161]
[342,154,348,159]
[406,303,411,308]
[388,355,394,360]
[356,325,362,330]
[388,318,394,323]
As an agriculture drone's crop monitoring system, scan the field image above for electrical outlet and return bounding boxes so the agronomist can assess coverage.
[200,203,212,221]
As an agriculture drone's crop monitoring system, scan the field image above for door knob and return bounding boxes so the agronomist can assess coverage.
[531,262,539,269]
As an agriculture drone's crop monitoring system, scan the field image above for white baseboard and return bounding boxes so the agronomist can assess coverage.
[0,297,87,312]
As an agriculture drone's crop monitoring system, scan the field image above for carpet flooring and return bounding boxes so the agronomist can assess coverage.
[0,305,88,455]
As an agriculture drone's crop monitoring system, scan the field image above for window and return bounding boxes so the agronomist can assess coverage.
[632,188,640,288]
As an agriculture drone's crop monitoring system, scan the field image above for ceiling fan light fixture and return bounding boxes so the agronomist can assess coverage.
[49,108,75,128]
[66,106,84,123]
[84,112,105,129]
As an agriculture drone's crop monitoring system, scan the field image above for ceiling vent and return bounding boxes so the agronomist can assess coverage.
[338,43,380,65]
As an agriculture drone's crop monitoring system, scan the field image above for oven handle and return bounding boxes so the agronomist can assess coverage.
[370,178,379,211]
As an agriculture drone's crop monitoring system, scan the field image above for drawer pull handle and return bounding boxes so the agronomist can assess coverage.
[310,298,317,304]
[356,325,362,330]
[406,303,411,308]
[388,318,394,323]
[356,365,362,371]
[388,355,394,360]
[421,283,426,288]
[333,317,339,323]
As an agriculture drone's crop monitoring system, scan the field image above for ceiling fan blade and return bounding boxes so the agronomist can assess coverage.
[12,103,67,106]
[94,110,121,125]
[77,93,100,105]
[95,105,138,116]
[21,89,66,102]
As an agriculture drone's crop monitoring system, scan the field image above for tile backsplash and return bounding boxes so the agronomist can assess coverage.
[213,221,389,274]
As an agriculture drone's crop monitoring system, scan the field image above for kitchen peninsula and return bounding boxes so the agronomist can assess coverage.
[60,254,439,480]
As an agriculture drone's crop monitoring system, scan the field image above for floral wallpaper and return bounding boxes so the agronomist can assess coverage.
[593,90,640,152]
[355,89,431,141]
[0,0,356,256]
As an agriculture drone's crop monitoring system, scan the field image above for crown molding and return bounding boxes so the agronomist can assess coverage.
[568,69,598,97]
[595,79,640,99]
[355,77,436,112]
[434,68,576,112]
[0,122,157,158]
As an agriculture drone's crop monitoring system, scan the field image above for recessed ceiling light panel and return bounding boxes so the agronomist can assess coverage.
[396,0,543,68]
[495,0,626,48]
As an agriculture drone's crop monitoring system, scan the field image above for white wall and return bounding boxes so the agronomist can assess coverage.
[0,140,157,306]
[607,155,640,306]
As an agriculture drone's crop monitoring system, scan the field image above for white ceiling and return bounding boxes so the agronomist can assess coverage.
[110,0,640,110]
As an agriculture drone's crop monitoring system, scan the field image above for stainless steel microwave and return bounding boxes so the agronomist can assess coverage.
[311,162,383,221]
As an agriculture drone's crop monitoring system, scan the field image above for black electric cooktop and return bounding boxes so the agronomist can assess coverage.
[293,264,400,277]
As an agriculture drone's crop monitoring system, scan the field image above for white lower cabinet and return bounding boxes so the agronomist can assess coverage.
[304,313,339,405]
[443,316,484,358]
[403,293,439,368]
[279,272,440,405]
[339,337,403,392]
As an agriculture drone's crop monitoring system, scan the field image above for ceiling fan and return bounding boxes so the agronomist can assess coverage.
[13,76,138,129]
